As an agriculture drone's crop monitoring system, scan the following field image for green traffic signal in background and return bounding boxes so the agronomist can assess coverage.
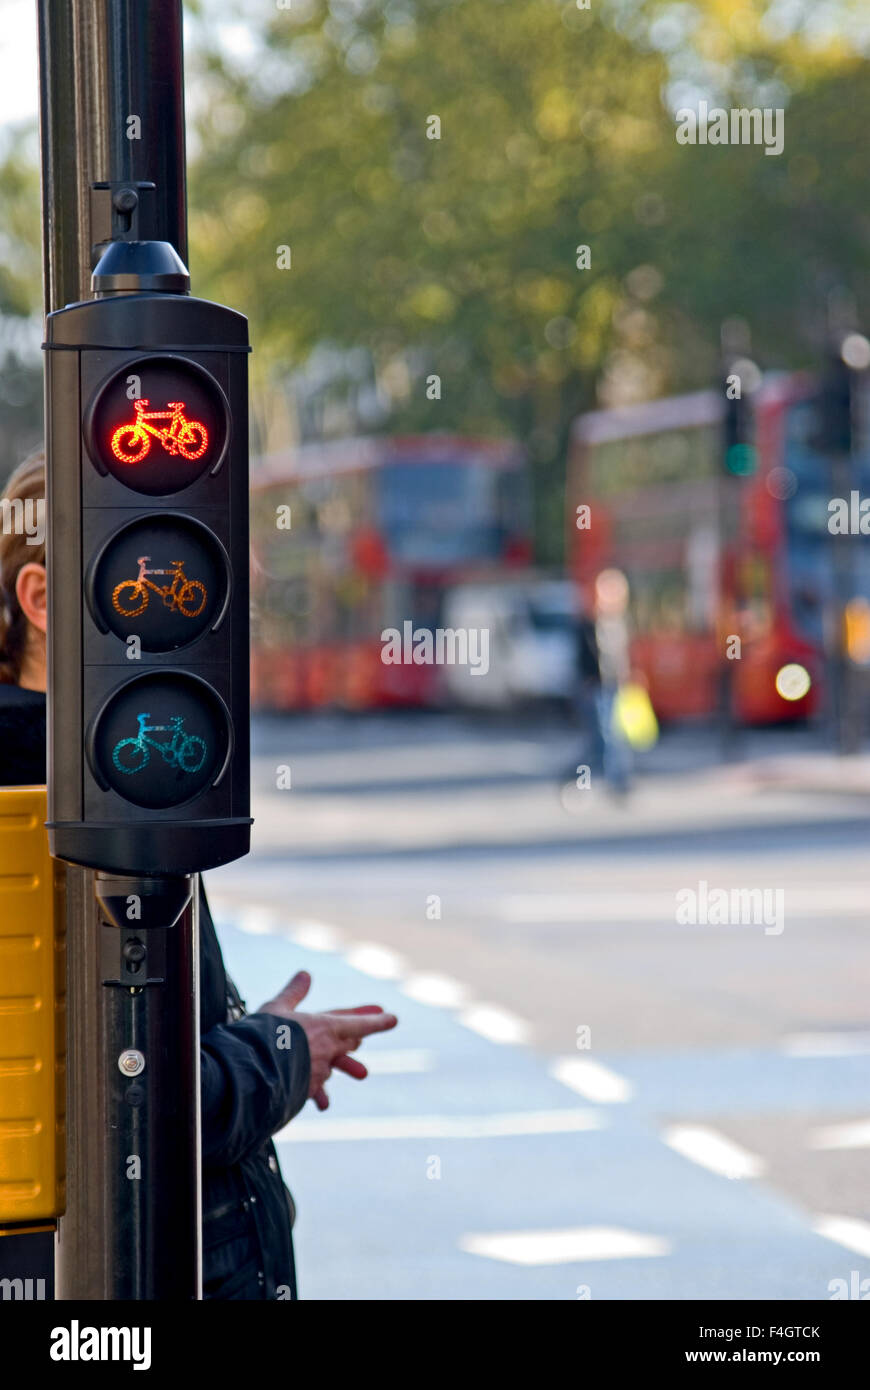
[722,357,760,476]
[725,442,758,476]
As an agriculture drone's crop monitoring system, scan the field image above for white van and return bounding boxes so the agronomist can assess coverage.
[440,578,579,709]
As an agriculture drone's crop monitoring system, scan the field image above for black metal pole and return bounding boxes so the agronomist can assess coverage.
[38,0,200,1299]
[39,0,187,315]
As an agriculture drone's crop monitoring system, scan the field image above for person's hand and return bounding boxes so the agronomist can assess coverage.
[258,970,398,1110]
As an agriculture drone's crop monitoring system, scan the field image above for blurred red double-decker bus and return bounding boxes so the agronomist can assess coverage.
[567,372,870,724]
[251,433,531,710]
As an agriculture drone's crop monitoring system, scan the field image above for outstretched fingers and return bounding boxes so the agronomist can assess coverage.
[326,1005,385,1016]
[328,1011,398,1041]
[277,970,312,1011]
[333,1054,368,1080]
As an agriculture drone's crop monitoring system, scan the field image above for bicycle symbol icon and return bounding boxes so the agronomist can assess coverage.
[112,556,207,619]
[111,399,209,464]
[112,712,207,776]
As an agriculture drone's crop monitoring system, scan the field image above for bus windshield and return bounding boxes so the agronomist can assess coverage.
[579,421,720,636]
[783,394,870,644]
[377,461,503,567]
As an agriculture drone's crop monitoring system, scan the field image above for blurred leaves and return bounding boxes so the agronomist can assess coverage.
[0,129,43,477]
[186,1,869,556]
[0,1,867,545]
[0,129,41,316]
[190,0,677,552]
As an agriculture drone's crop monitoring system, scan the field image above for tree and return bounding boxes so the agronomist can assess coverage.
[190,0,676,555]
[189,0,870,557]
[0,129,43,478]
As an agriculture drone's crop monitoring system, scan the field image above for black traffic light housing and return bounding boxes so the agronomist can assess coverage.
[722,361,759,476]
[44,229,251,876]
[812,353,854,456]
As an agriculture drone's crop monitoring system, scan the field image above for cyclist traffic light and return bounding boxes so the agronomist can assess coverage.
[44,218,251,876]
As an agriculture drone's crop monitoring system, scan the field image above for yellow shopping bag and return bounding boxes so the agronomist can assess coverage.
[612,682,659,751]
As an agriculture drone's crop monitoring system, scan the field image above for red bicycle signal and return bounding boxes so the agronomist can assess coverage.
[111,399,209,464]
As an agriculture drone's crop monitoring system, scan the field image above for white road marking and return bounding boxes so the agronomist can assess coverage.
[458,1003,532,1045]
[234,907,278,936]
[458,1226,670,1266]
[782,1032,870,1058]
[814,1215,870,1258]
[498,892,672,923]
[808,1118,870,1151]
[362,1049,435,1075]
[663,1124,765,1179]
[550,1056,633,1103]
[498,886,870,923]
[400,972,470,1008]
[275,1108,601,1144]
[343,942,406,979]
[288,921,343,952]
[255,739,550,786]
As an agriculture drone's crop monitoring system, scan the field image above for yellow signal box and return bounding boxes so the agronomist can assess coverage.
[0,786,65,1233]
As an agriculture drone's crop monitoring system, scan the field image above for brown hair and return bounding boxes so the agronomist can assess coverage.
[0,451,46,685]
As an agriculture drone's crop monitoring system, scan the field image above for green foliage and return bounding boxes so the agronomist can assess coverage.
[2,2,868,551]
[0,131,43,479]
[191,0,679,555]
[188,0,869,558]
[0,131,42,318]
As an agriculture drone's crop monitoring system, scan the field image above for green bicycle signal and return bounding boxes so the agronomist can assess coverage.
[112,712,207,776]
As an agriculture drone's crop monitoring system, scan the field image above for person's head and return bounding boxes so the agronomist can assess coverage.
[594,567,629,619]
[0,451,47,690]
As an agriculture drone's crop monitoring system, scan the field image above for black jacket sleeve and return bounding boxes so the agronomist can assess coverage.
[577,618,601,684]
[201,1012,311,1168]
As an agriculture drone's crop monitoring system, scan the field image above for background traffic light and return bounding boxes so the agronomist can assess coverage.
[723,358,760,476]
[44,239,251,877]
[812,352,855,456]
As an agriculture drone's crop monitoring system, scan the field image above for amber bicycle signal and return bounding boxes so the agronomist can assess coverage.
[112,555,207,619]
[111,399,209,464]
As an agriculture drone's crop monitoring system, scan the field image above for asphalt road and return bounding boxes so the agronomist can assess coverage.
[205,712,870,1300]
